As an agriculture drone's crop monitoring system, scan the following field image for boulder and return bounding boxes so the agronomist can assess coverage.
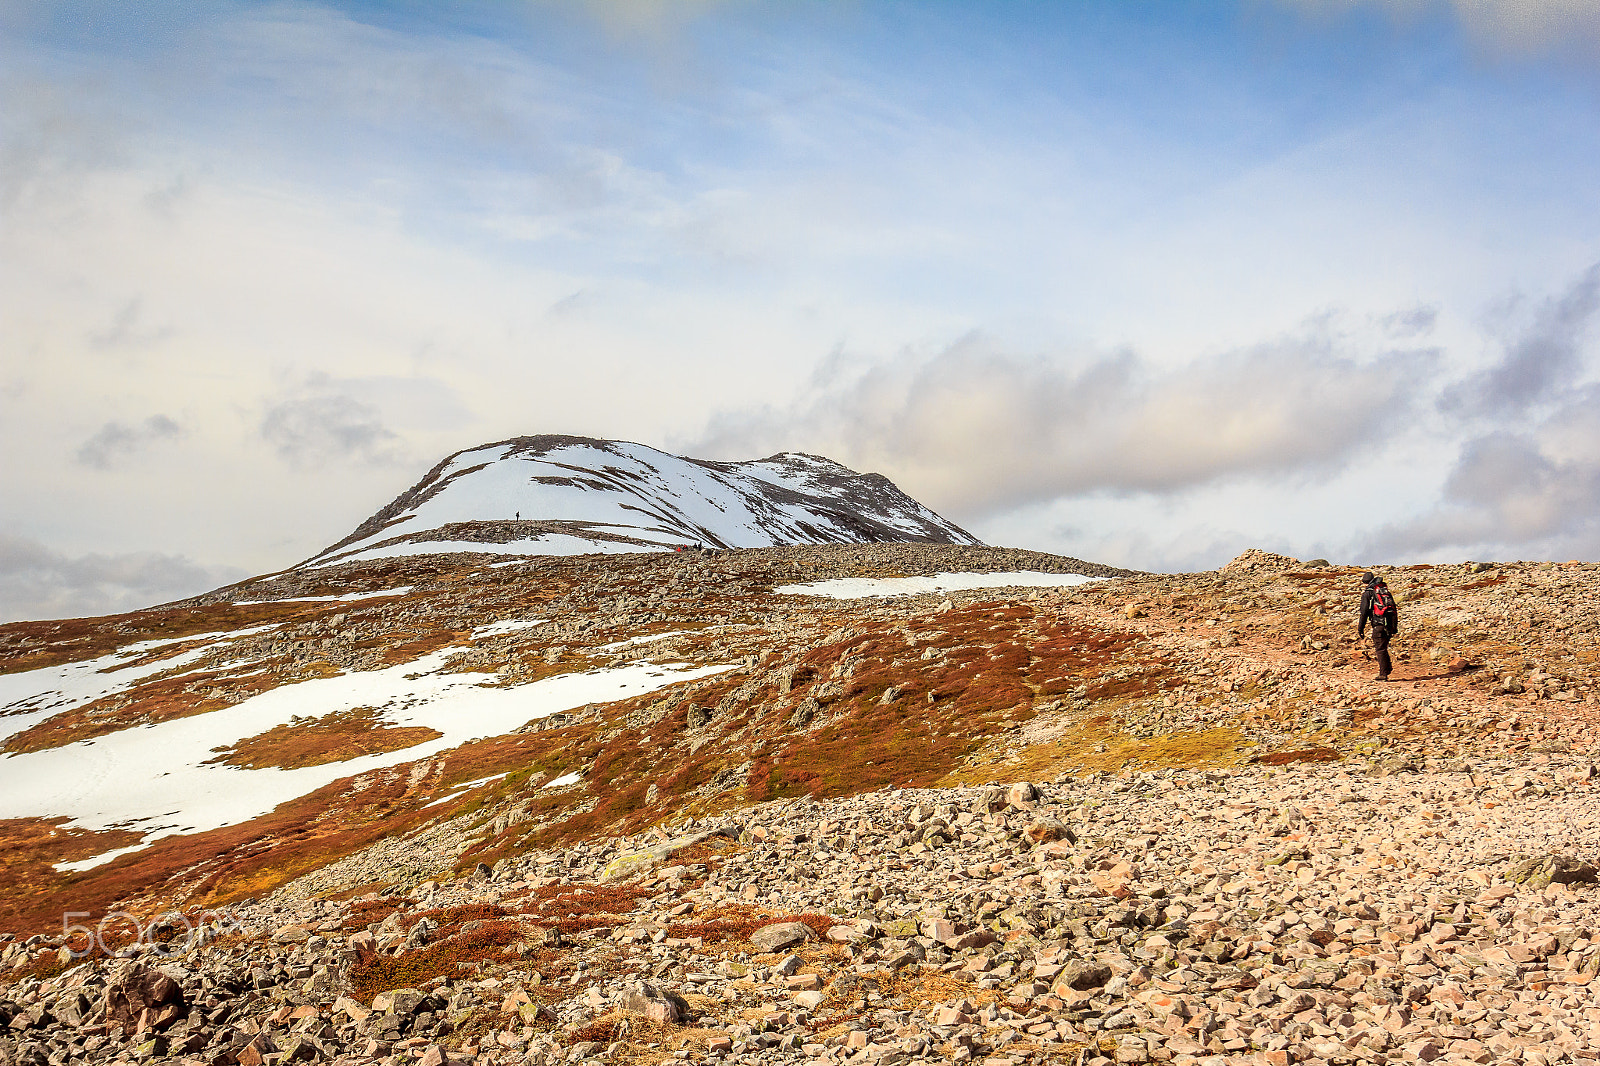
[1025,819,1073,844]
[370,988,426,1015]
[621,984,689,1025]
[1504,854,1598,889]
[1052,961,1112,993]
[749,922,814,952]
[1007,782,1040,809]
[103,963,186,1035]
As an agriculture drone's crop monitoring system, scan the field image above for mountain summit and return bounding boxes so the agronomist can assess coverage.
[303,434,980,568]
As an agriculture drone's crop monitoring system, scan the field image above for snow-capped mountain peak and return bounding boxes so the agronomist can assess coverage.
[304,435,980,568]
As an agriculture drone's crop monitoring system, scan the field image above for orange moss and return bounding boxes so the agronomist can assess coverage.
[514,882,650,936]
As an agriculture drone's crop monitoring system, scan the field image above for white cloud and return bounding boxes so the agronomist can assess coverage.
[691,323,1439,516]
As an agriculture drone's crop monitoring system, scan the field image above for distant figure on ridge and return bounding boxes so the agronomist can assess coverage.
[1357,572,1399,682]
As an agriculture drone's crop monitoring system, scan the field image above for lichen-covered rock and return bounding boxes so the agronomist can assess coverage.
[1503,853,1598,888]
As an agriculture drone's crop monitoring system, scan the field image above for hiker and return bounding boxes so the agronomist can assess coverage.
[1356,572,1399,681]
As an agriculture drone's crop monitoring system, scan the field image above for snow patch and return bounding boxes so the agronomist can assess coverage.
[472,619,549,639]
[542,771,582,789]
[230,587,413,606]
[422,772,511,809]
[54,843,149,874]
[775,571,1105,599]
[308,535,662,569]
[595,631,686,653]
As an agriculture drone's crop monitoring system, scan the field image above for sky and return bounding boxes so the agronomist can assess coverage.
[2,0,1600,621]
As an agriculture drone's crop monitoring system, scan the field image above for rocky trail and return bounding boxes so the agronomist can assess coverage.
[4,548,1600,1066]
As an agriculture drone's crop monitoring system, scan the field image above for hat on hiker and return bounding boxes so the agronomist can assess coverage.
[1361,572,1376,585]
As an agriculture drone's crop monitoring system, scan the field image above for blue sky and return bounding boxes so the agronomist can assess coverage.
[3,0,1600,619]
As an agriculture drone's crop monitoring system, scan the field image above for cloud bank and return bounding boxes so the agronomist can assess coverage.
[695,326,1439,516]
[0,532,247,623]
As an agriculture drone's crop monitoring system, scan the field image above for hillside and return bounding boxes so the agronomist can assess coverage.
[1,545,1598,1066]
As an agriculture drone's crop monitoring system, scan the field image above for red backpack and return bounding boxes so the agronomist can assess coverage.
[1370,583,1397,634]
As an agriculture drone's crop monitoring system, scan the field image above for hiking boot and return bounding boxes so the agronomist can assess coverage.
[1377,674,1391,682]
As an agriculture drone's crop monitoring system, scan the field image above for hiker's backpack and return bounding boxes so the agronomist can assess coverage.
[1371,584,1398,635]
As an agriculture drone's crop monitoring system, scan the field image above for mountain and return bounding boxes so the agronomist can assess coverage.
[302,435,981,569]
[4,437,1593,1066]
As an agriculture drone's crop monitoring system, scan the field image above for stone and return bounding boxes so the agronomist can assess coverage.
[1006,782,1039,808]
[370,988,425,1015]
[945,929,996,952]
[749,921,814,952]
[332,996,370,1023]
[104,963,186,1035]
[1052,961,1111,993]
[1504,853,1598,888]
[621,984,689,1025]
[1025,819,1073,844]
[51,993,89,1029]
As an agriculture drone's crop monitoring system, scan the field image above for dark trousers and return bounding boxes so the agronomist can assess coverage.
[1370,627,1392,678]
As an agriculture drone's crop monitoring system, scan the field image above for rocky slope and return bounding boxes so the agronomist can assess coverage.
[3,547,1600,1066]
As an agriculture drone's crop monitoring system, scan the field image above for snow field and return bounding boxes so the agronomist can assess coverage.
[0,651,730,870]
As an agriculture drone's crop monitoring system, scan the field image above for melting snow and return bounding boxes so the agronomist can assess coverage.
[421,772,511,810]
[0,653,731,866]
[775,571,1106,599]
[230,587,413,606]
[310,535,661,569]
[541,771,582,789]
[471,618,549,639]
[0,625,282,747]
[54,842,149,874]
[596,630,686,652]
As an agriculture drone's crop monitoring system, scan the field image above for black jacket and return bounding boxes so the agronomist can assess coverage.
[1358,584,1399,637]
